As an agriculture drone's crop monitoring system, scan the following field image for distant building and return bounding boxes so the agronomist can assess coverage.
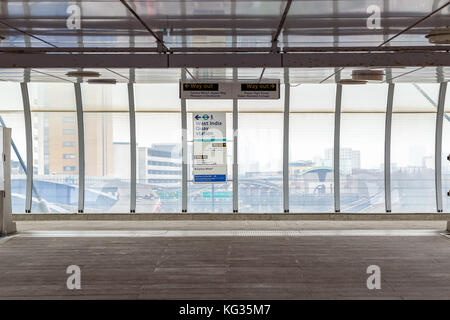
[137,144,182,185]
[325,148,360,175]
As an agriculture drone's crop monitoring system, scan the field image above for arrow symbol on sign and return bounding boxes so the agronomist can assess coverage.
[195,115,201,120]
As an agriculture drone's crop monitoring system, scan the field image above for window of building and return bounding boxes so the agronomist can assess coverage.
[62,129,75,135]
[63,141,76,147]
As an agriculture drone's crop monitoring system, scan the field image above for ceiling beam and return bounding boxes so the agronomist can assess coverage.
[119,0,170,53]
[272,0,293,48]
[1,52,449,69]
[1,45,449,54]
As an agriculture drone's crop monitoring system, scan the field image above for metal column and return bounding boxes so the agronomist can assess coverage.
[181,69,188,212]
[232,68,239,213]
[128,82,137,213]
[384,83,394,212]
[333,84,342,213]
[283,68,290,213]
[435,82,447,213]
[21,82,32,213]
[74,83,85,213]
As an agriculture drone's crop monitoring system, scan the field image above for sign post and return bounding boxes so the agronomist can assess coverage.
[193,112,227,183]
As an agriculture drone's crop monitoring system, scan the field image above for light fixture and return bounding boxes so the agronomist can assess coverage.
[426,27,450,44]
[352,69,384,81]
[338,79,368,85]
[87,78,117,84]
[66,71,101,78]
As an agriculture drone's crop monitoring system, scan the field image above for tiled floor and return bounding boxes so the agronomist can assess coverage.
[0,231,449,299]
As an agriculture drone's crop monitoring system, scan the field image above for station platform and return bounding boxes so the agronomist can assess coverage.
[0,221,449,300]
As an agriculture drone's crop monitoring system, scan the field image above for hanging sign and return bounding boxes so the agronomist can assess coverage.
[193,112,227,183]
[180,82,234,99]
[180,81,279,99]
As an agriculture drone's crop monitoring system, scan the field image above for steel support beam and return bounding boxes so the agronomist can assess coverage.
[2,52,450,68]
[128,83,137,213]
[334,84,342,213]
[74,83,85,213]
[384,83,394,213]
[20,82,32,213]
[283,68,290,213]
[232,68,238,213]
[181,69,188,213]
[3,45,450,54]
[435,82,447,213]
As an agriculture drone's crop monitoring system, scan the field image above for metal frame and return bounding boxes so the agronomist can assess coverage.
[283,68,290,213]
[384,83,395,213]
[334,84,342,213]
[74,83,85,213]
[435,82,447,213]
[128,83,137,213]
[181,69,188,213]
[20,82,32,213]
[3,52,450,69]
[232,68,239,213]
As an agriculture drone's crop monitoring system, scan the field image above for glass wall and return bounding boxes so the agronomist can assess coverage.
[0,83,27,213]
[443,113,450,213]
[289,114,334,212]
[29,83,79,213]
[135,113,182,213]
[82,84,130,213]
[289,84,336,213]
[340,84,387,213]
[1,79,449,214]
[239,113,283,213]
[391,84,439,213]
[442,88,450,212]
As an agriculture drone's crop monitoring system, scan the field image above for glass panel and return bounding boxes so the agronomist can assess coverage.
[28,83,76,111]
[187,112,233,213]
[0,113,27,213]
[445,86,450,112]
[443,114,450,213]
[31,112,79,213]
[289,114,334,212]
[391,113,436,213]
[239,113,282,213]
[136,113,182,213]
[341,84,388,112]
[340,114,385,213]
[81,84,129,111]
[393,84,440,112]
[290,84,336,112]
[135,84,181,111]
[0,82,23,111]
[187,100,233,112]
[84,113,130,213]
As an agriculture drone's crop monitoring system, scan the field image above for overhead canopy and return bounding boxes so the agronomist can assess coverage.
[0,0,449,82]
